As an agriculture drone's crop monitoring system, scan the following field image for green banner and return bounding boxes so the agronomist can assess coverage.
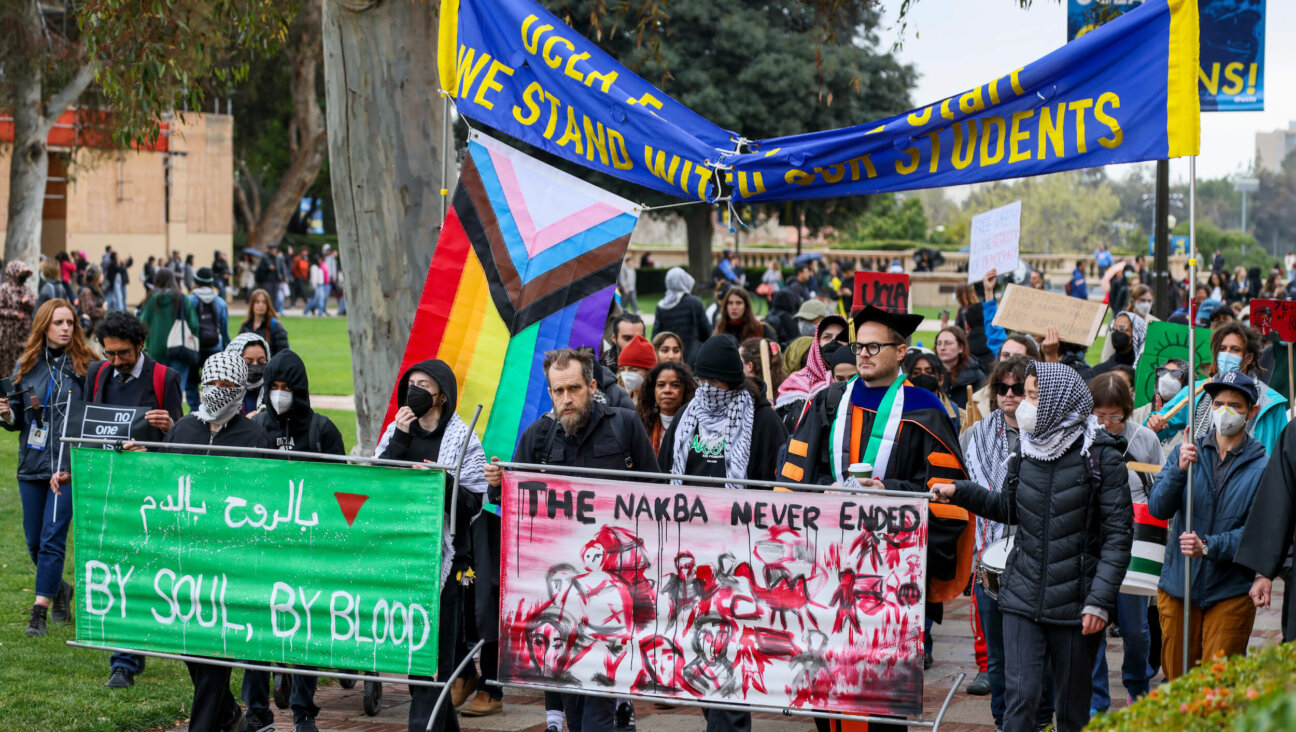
[72,448,445,675]
[1135,321,1212,408]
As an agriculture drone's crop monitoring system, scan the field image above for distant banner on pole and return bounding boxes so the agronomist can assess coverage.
[73,449,446,675]
[498,471,928,717]
[1249,299,1296,342]
[1067,0,1265,111]
[439,0,734,201]
[968,200,1022,283]
[727,0,1199,203]
[852,272,910,314]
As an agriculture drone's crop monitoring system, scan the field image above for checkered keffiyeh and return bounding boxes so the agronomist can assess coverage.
[196,351,248,424]
[1021,361,1097,462]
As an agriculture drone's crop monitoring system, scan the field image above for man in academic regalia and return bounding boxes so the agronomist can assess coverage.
[1235,418,1296,642]
[780,307,975,732]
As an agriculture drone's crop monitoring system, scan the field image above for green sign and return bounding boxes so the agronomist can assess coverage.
[1135,321,1213,408]
[72,448,445,675]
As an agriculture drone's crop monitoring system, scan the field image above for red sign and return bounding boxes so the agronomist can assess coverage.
[852,272,910,314]
[1250,299,1296,342]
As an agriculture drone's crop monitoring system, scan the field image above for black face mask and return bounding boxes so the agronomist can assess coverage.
[1111,331,1132,353]
[911,373,942,395]
[406,385,440,419]
[246,363,266,384]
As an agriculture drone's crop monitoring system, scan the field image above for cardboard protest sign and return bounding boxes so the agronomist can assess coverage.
[67,401,150,445]
[73,449,445,675]
[499,471,928,717]
[852,272,910,314]
[1249,299,1296,342]
[1133,321,1212,408]
[991,284,1108,346]
[967,200,1021,283]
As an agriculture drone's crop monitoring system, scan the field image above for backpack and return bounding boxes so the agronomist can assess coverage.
[1065,279,1074,296]
[195,300,221,350]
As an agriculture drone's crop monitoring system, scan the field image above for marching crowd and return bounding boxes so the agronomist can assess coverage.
[5,247,1296,732]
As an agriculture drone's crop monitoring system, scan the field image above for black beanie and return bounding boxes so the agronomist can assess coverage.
[693,335,744,384]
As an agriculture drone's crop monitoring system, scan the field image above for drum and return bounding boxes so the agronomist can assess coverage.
[1122,502,1169,596]
[977,536,1014,601]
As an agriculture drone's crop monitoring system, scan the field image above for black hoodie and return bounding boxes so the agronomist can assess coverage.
[251,349,345,457]
[764,290,801,346]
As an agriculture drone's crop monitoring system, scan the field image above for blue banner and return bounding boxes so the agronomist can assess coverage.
[439,0,735,201]
[727,0,1199,204]
[1068,0,1265,111]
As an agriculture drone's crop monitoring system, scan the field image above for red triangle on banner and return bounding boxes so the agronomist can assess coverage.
[334,492,370,526]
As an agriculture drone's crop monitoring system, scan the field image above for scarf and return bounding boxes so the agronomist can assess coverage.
[670,382,754,489]
[659,267,695,310]
[195,351,247,425]
[776,321,834,407]
[1020,361,1097,461]
[1117,310,1148,367]
[965,410,1012,552]
[225,332,272,390]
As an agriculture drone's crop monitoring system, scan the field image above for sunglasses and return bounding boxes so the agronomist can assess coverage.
[1154,367,1183,378]
[994,382,1025,396]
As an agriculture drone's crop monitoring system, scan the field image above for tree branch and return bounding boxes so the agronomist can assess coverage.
[45,63,96,125]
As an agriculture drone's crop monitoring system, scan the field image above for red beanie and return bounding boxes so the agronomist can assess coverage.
[618,334,657,370]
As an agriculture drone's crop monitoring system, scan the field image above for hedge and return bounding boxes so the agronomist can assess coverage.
[1086,641,1296,731]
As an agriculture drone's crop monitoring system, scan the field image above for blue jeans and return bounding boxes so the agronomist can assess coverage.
[19,478,72,598]
[304,283,330,316]
[1091,593,1154,711]
[110,652,146,674]
[976,584,1055,728]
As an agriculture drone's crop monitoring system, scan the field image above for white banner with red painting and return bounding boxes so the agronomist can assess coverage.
[498,471,929,717]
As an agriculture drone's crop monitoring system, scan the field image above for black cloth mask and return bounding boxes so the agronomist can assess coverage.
[1111,331,1132,353]
[406,385,439,418]
[911,373,943,395]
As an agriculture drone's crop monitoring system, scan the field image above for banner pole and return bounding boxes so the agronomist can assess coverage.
[52,388,71,524]
[426,639,488,732]
[1288,342,1294,419]
[1183,155,1197,677]
[440,95,451,223]
[448,405,484,547]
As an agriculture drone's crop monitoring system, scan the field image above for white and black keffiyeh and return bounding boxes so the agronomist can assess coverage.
[225,332,271,388]
[195,351,247,425]
[1117,311,1148,367]
[966,410,1013,552]
[1021,361,1097,462]
[669,382,754,489]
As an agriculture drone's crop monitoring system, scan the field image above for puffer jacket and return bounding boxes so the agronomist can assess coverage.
[952,428,1133,625]
[1150,434,1267,608]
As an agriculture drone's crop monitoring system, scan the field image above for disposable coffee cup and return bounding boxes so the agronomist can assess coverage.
[849,462,873,481]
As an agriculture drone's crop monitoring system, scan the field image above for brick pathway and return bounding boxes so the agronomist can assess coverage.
[165,582,1286,731]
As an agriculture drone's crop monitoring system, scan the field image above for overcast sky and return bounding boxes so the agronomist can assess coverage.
[876,0,1293,185]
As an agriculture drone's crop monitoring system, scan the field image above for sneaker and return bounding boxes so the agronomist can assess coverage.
[294,718,318,732]
[545,726,561,732]
[923,652,933,670]
[615,701,635,731]
[966,671,991,696]
[26,604,48,637]
[451,676,478,707]
[105,668,135,688]
[459,691,503,717]
[238,710,274,732]
[52,580,73,623]
[222,707,245,732]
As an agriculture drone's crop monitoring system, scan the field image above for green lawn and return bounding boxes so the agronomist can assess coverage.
[278,316,354,396]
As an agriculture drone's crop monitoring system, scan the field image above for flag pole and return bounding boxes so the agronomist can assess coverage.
[1183,155,1197,676]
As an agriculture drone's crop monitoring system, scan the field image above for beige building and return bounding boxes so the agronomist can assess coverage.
[0,111,233,305]
[1256,121,1296,175]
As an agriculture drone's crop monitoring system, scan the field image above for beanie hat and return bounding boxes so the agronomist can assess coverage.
[618,334,657,370]
[693,335,745,384]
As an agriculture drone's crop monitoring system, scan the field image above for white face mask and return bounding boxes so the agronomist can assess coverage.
[620,371,644,393]
[1212,404,1248,437]
[1134,301,1152,318]
[270,389,293,415]
[1157,373,1184,400]
[1015,399,1038,435]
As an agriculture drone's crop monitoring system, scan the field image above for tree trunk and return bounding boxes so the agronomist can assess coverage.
[323,0,447,453]
[246,0,328,252]
[683,205,714,291]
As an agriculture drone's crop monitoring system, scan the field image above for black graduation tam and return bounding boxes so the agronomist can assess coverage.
[852,305,925,339]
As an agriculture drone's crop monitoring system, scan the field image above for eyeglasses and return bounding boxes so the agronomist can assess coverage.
[994,382,1025,396]
[849,341,903,357]
[103,348,136,359]
[1093,412,1126,424]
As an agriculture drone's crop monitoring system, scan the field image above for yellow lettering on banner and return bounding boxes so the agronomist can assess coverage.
[908,106,933,127]
[952,120,977,170]
[847,155,877,180]
[609,130,632,170]
[542,35,575,69]
[1095,92,1123,149]
[1199,63,1220,95]
[583,117,609,165]
[542,92,562,139]
[1222,62,1245,95]
[512,82,543,125]
[645,147,673,183]
[786,169,815,186]
[627,92,665,112]
[980,116,1006,166]
[940,98,955,121]
[816,164,846,184]
[584,69,618,94]
[988,77,1002,105]
[1008,110,1033,163]
[959,87,986,115]
[556,106,583,153]
[521,16,552,55]
[473,60,515,111]
[456,46,490,100]
[895,146,920,175]
[923,131,941,173]
[563,52,591,83]
[1069,99,1093,154]
[1038,104,1065,160]
[1009,67,1026,96]
[735,171,766,197]
[695,168,713,200]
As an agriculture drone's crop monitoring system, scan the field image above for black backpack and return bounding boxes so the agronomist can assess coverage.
[196,300,221,350]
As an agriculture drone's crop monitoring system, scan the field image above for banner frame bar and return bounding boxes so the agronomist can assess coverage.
[485,674,965,729]
[65,640,483,688]
[62,437,454,472]
[495,461,932,499]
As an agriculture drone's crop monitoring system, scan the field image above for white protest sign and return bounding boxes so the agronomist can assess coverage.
[967,200,1022,283]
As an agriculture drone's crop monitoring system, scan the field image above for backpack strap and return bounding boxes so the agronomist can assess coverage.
[609,409,633,469]
[90,362,111,403]
[537,415,559,465]
[152,362,167,409]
